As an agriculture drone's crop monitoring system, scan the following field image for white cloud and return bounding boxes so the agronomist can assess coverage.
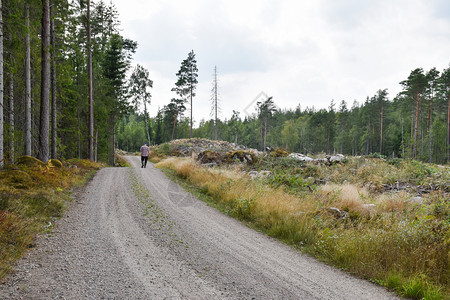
[113,0,450,124]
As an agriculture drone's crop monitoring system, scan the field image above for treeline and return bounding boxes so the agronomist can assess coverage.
[1,2,448,167]
[0,0,136,166]
[118,66,450,164]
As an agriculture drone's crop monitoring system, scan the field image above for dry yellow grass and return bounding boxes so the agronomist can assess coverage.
[156,156,449,299]
[317,183,412,217]
[156,158,321,247]
[377,191,409,212]
[0,157,103,280]
[318,183,371,213]
[156,157,315,218]
[148,151,163,163]
[156,158,417,220]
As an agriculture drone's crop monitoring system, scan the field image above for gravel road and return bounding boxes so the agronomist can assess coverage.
[0,156,398,299]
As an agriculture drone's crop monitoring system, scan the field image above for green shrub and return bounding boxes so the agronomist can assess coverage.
[156,143,171,156]
[266,172,314,193]
[228,197,255,221]
[402,275,426,299]
[23,193,65,220]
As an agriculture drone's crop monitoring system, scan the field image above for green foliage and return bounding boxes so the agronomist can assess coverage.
[156,143,171,156]
[385,272,403,291]
[0,170,33,189]
[266,172,314,193]
[171,50,198,137]
[115,153,130,167]
[402,275,427,299]
[406,160,437,185]
[1,0,137,163]
[16,156,46,167]
[116,114,147,152]
[65,158,103,170]
[253,156,306,171]
[128,65,153,144]
[228,197,255,221]
[23,193,65,219]
[172,50,198,100]
[130,64,450,165]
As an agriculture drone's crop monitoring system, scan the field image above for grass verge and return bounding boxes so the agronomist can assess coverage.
[155,157,449,300]
[0,156,103,280]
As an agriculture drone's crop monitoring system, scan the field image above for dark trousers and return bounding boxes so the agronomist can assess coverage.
[141,156,148,168]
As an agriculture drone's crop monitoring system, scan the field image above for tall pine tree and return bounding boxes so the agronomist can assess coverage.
[172,50,198,138]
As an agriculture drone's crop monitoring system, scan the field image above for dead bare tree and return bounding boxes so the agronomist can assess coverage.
[210,66,220,140]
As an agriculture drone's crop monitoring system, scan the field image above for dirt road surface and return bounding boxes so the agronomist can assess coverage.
[0,156,398,299]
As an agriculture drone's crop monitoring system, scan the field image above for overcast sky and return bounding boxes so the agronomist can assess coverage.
[113,0,450,124]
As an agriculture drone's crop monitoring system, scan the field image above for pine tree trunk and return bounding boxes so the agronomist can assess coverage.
[410,103,414,157]
[372,122,375,154]
[112,122,116,166]
[108,117,115,165]
[77,109,81,159]
[379,100,383,155]
[413,92,420,159]
[87,0,94,160]
[429,92,433,163]
[421,113,424,156]
[352,137,355,156]
[172,111,177,140]
[94,127,98,162]
[143,101,150,145]
[402,117,405,158]
[50,7,57,159]
[39,0,51,163]
[190,88,193,139]
[25,1,32,156]
[0,0,3,168]
[9,70,14,162]
[327,129,330,154]
[264,115,268,150]
[447,94,450,163]
[214,66,218,140]
[260,121,263,151]
[366,120,370,155]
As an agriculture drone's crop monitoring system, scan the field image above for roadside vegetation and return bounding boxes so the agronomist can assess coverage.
[153,152,449,300]
[0,156,103,280]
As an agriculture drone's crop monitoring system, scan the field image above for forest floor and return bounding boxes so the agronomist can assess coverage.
[0,156,397,299]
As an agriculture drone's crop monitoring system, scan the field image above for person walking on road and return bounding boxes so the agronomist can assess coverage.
[140,143,150,168]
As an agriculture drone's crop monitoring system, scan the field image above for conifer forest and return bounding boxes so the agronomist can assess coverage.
[0,0,449,167]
